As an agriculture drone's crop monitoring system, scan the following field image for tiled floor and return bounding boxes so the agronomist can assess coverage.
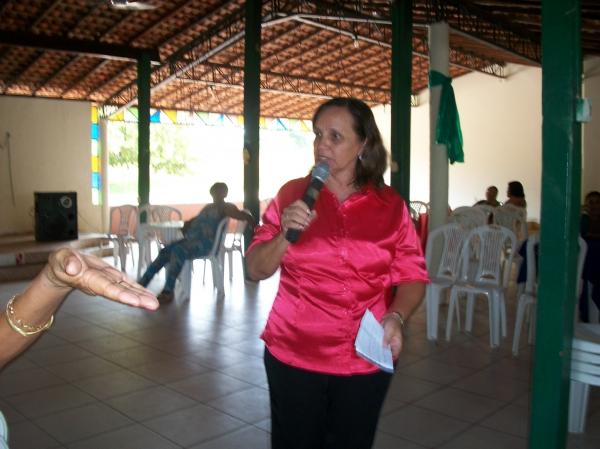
[1,255,599,449]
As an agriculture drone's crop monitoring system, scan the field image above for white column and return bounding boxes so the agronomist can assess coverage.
[428,21,450,232]
[100,118,110,232]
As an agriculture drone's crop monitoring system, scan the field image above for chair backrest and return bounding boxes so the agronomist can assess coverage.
[207,217,230,259]
[109,204,138,236]
[448,206,487,231]
[459,224,517,287]
[152,205,183,222]
[494,204,528,242]
[572,324,600,387]
[410,200,429,217]
[425,223,467,281]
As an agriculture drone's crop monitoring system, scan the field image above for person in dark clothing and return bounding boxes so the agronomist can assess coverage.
[580,191,600,322]
[139,182,254,303]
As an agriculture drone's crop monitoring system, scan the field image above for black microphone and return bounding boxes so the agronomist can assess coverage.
[285,160,330,243]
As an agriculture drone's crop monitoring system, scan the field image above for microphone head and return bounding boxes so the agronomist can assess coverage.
[312,160,330,183]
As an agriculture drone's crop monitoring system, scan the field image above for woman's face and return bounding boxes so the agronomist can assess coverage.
[313,106,364,179]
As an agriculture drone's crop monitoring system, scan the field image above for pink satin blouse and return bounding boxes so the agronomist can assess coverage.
[248,176,429,375]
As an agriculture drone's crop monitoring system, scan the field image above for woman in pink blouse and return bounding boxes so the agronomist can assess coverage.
[247,98,429,449]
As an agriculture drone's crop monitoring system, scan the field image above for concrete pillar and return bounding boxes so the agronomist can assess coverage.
[428,21,450,232]
[100,118,109,232]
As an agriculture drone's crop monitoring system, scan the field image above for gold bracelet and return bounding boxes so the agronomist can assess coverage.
[382,311,405,329]
[4,295,54,337]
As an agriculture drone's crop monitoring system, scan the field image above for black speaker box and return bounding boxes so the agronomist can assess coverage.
[34,192,79,241]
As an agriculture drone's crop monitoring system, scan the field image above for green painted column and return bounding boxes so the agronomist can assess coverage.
[529,1,582,448]
[243,0,261,226]
[390,0,412,201]
[137,52,151,222]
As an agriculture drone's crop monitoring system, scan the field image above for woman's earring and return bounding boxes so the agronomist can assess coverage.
[358,153,365,161]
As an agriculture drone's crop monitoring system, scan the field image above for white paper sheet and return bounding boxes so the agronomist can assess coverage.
[354,309,394,373]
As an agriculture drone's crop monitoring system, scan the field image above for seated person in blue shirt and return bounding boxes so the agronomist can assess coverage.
[139,182,255,303]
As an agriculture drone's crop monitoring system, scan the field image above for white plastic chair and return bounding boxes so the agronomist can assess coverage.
[177,217,230,299]
[448,206,487,231]
[107,204,138,271]
[513,236,587,356]
[569,323,600,433]
[425,223,468,341]
[151,205,183,223]
[511,233,539,356]
[409,200,429,220]
[151,205,183,247]
[494,204,528,243]
[222,214,249,281]
[446,225,517,347]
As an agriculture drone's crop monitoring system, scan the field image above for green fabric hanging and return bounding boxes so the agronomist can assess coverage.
[429,70,464,164]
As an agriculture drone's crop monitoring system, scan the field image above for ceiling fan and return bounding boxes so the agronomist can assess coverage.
[109,0,157,11]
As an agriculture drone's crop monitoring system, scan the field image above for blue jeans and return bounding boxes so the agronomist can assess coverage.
[139,238,210,292]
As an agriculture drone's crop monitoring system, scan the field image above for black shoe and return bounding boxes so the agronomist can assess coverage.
[157,290,174,304]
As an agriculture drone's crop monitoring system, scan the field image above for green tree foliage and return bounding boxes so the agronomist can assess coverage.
[108,122,193,175]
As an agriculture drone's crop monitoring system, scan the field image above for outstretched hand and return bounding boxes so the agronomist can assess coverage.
[45,248,159,311]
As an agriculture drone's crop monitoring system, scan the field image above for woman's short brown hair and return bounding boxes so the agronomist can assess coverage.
[312,97,388,188]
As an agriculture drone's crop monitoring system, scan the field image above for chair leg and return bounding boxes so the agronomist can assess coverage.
[490,292,502,347]
[568,380,590,433]
[446,288,459,341]
[112,241,119,267]
[176,260,192,300]
[210,255,225,295]
[466,293,475,333]
[426,286,439,341]
[240,251,246,279]
[0,409,7,444]
[528,306,536,344]
[118,239,127,272]
[500,293,507,338]
[512,296,527,356]
[453,291,461,332]
[137,239,151,279]
[487,294,496,347]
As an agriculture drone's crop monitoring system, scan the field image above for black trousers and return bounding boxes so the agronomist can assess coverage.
[264,348,392,449]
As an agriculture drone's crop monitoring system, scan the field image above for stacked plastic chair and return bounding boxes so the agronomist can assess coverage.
[446,224,517,347]
[448,206,487,231]
[512,236,587,356]
[107,204,138,272]
[425,223,468,341]
[569,323,600,433]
